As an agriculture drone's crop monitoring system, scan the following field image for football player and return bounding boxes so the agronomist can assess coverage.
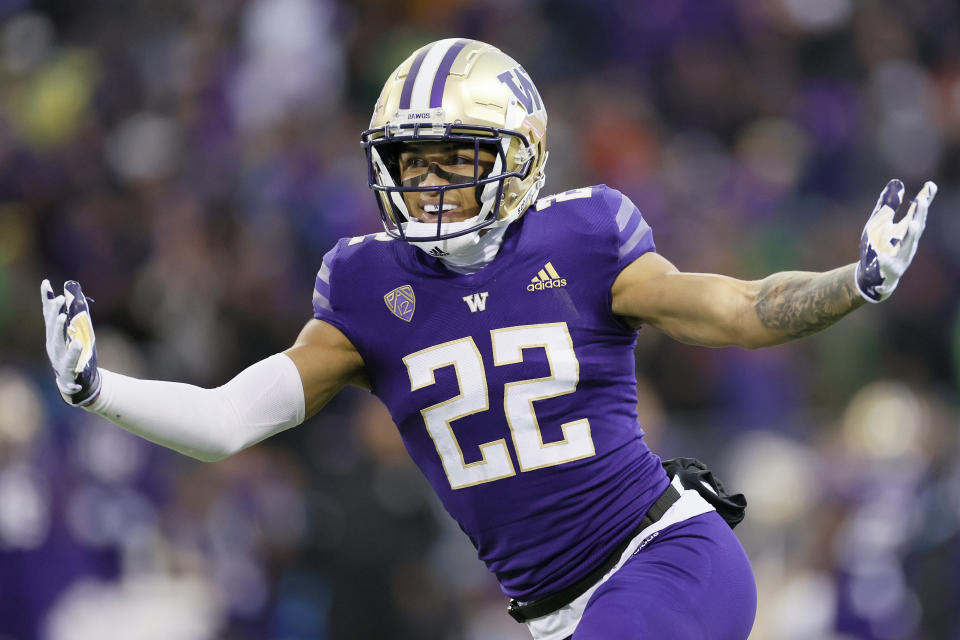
[42,39,936,639]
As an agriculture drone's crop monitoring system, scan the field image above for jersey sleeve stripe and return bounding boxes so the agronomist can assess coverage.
[314,270,331,301]
[311,242,345,318]
[618,217,652,260]
[612,191,653,260]
[615,193,637,232]
[312,289,332,313]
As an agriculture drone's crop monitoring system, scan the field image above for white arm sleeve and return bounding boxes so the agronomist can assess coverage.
[85,353,306,462]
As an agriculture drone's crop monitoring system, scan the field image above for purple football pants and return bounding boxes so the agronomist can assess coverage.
[570,511,756,640]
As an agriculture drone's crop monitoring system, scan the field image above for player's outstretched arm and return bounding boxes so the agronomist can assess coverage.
[41,280,366,460]
[284,318,369,417]
[611,179,936,349]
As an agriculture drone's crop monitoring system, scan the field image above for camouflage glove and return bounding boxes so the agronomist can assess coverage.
[41,279,102,405]
[855,179,937,303]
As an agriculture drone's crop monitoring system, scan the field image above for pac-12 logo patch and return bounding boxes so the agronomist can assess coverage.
[385,285,416,322]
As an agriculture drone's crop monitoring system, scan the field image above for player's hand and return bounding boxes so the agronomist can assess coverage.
[855,179,937,303]
[41,279,102,405]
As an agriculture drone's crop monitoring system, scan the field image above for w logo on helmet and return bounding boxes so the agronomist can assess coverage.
[497,66,544,116]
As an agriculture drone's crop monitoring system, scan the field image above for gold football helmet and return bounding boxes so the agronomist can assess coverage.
[361,39,548,244]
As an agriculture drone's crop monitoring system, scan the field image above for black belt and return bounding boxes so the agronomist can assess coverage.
[507,483,681,623]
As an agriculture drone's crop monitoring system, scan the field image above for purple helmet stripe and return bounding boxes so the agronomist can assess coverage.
[399,47,430,110]
[429,39,468,108]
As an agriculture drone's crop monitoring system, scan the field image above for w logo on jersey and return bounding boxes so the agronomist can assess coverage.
[462,292,489,313]
[496,66,544,116]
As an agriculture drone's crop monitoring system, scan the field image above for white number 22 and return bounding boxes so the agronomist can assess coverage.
[402,323,595,489]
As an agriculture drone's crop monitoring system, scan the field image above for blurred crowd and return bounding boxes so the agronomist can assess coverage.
[1,0,959,638]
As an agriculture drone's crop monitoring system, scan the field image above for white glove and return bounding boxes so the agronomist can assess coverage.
[41,279,102,405]
[855,179,937,303]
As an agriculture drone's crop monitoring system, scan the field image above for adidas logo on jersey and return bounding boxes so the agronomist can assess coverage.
[527,262,567,291]
[428,246,450,257]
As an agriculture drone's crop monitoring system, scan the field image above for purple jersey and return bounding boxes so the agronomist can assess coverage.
[312,185,670,601]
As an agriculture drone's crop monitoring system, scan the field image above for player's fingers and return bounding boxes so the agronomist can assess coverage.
[48,294,65,325]
[897,221,916,255]
[41,281,61,318]
[42,288,57,324]
[903,202,929,252]
[897,195,931,256]
[910,198,929,233]
[48,311,67,348]
[893,181,933,234]
[63,337,83,375]
[910,181,936,227]
[56,378,81,395]
[872,179,904,218]
[883,198,916,255]
[867,179,904,232]
[898,197,918,231]
[45,300,65,339]
[904,181,935,217]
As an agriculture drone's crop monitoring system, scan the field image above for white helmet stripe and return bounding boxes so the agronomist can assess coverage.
[428,39,469,108]
[398,47,430,110]
[409,38,463,110]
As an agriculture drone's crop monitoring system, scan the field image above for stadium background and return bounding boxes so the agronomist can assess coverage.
[1,0,959,638]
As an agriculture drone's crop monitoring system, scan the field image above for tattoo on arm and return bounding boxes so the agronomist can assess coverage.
[754,265,866,340]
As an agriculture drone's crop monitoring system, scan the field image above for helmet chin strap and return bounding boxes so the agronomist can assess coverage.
[440,223,509,273]
[403,213,486,254]
[403,213,510,273]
